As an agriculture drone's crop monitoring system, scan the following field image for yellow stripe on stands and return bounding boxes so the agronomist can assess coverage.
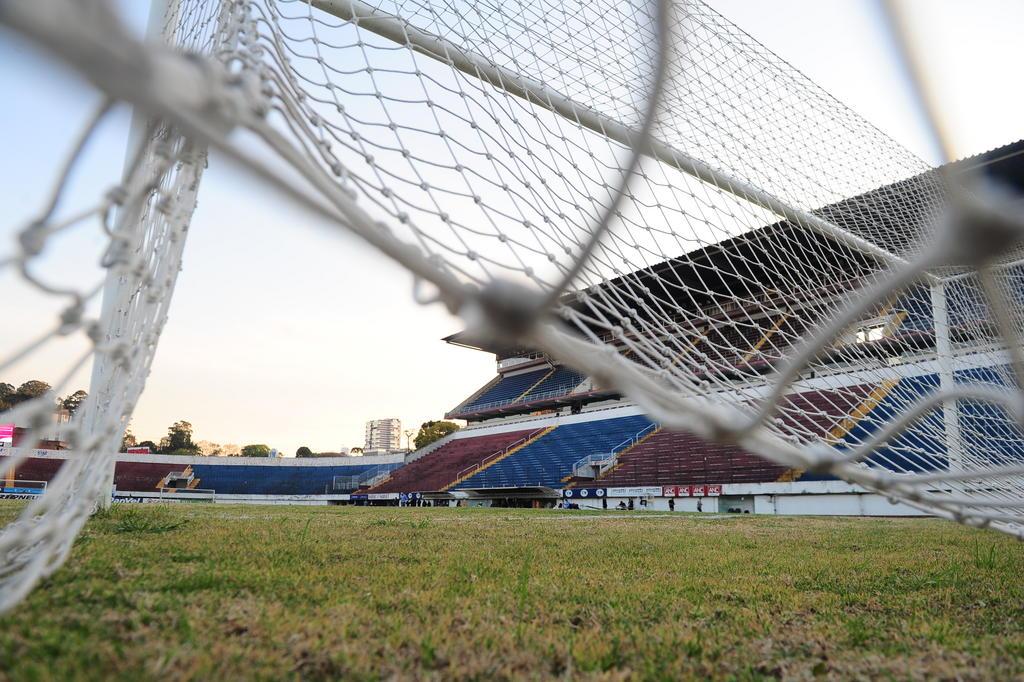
[443,426,556,491]
[884,310,908,336]
[777,379,899,482]
[514,368,556,401]
[776,468,804,482]
[741,312,789,364]
[828,379,899,444]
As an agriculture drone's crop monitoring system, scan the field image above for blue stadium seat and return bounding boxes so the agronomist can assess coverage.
[455,368,550,413]
[519,366,585,402]
[456,415,653,489]
[189,462,395,495]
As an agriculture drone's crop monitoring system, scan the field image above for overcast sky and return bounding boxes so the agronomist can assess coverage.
[1,1,1021,456]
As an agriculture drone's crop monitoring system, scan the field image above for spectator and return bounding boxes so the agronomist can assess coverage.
[627,498,634,511]
[697,498,703,512]
[668,498,675,512]
[617,500,627,510]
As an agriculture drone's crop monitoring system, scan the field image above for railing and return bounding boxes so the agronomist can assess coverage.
[455,427,547,483]
[572,422,659,479]
[332,463,399,492]
[450,380,588,416]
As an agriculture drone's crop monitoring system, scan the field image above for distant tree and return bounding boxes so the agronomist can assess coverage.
[161,420,200,455]
[295,446,314,458]
[0,383,13,411]
[220,443,241,457]
[241,444,271,458]
[196,440,224,456]
[61,390,88,414]
[137,440,158,452]
[6,380,51,407]
[121,428,137,452]
[350,447,364,455]
[16,380,51,398]
[414,420,460,449]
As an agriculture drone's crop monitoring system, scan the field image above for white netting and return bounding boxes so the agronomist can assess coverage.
[2,0,1023,611]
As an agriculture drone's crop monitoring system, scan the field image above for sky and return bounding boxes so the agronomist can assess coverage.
[0,1,1021,456]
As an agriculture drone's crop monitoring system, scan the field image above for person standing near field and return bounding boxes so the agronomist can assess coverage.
[696,498,703,513]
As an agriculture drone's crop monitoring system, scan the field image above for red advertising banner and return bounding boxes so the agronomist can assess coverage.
[126,446,152,454]
[661,484,721,497]
[0,424,13,444]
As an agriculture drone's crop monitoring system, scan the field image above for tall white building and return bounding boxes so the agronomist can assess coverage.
[364,418,401,453]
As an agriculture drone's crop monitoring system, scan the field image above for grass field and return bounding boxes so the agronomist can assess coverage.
[1,504,1023,680]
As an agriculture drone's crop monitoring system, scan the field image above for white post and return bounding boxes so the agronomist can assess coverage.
[930,280,962,472]
[91,0,178,507]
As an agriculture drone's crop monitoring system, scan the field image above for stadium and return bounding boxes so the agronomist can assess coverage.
[5,140,1023,515]
[2,0,1024,678]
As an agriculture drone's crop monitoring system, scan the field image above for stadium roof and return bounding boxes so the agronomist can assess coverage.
[446,140,1024,356]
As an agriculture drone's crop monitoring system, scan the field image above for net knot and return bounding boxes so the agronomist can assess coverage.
[931,180,1024,268]
[58,300,85,335]
[18,222,47,257]
[470,280,548,339]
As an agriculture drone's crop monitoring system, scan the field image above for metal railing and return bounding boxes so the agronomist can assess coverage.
[572,422,659,479]
[332,463,399,492]
[451,380,588,416]
[456,427,547,482]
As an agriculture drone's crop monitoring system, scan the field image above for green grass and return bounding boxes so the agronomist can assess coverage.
[1,504,1023,680]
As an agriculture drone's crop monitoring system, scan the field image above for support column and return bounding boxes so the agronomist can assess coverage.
[930,280,962,472]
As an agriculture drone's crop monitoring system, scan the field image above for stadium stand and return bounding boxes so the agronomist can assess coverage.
[189,463,384,495]
[368,429,540,493]
[1,455,62,486]
[594,429,787,486]
[456,415,653,490]
[0,454,397,496]
[453,368,550,414]
[519,366,585,402]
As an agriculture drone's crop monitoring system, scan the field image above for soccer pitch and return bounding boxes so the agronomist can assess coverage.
[1,504,1022,680]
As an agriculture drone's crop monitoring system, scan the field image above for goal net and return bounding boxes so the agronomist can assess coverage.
[1,0,1023,610]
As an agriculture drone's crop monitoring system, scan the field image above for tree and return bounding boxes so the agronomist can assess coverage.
[137,440,158,452]
[121,428,137,452]
[241,444,271,457]
[16,380,51,399]
[0,383,13,411]
[161,420,200,455]
[295,446,314,458]
[350,447,364,455]
[196,440,224,456]
[61,390,88,415]
[414,420,460,449]
[6,380,51,407]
